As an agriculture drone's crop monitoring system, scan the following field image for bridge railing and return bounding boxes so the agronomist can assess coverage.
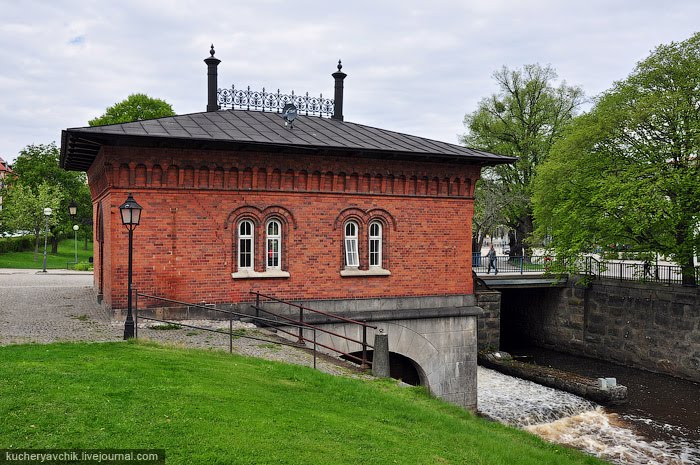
[584,256,699,285]
[250,291,377,368]
[472,253,554,275]
[472,252,698,285]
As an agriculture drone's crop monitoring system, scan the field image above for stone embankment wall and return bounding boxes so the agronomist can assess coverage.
[475,289,501,350]
[514,277,700,383]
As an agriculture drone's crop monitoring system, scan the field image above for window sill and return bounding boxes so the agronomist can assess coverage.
[340,268,391,277]
[232,269,290,279]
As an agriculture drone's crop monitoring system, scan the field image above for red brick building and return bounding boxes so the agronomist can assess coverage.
[60,51,511,315]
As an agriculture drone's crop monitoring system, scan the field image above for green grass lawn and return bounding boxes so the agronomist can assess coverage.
[0,238,93,269]
[0,342,607,465]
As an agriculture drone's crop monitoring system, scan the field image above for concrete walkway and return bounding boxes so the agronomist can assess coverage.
[0,269,366,377]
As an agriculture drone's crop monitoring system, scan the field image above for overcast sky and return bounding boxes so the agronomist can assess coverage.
[1,1,698,165]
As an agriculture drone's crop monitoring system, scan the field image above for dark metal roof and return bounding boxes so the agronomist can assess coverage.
[60,109,514,171]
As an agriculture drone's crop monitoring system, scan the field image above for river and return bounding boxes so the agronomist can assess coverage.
[478,348,700,465]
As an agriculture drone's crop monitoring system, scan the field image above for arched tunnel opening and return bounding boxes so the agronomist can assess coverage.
[498,286,562,353]
[345,351,422,386]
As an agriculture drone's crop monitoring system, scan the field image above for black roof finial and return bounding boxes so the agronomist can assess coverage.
[210,44,216,57]
[332,59,347,121]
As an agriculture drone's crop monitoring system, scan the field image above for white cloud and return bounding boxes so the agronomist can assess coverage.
[0,0,699,163]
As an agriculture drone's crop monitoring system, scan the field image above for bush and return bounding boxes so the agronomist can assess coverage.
[68,262,93,271]
[0,235,34,253]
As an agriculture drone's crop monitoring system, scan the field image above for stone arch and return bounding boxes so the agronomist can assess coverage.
[261,206,297,230]
[224,206,264,230]
[311,322,438,393]
[366,208,397,231]
[333,207,368,231]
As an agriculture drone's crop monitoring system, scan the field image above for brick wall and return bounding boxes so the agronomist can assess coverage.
[88,147,480,310]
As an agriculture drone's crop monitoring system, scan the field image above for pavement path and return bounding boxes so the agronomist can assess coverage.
[0,269,366,378]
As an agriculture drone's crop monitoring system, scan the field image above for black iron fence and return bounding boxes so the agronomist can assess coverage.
[472,252,699,285]
[472,253,555,275]
[583,256,700,285]
[134,290,318,369]
[218,86,334,117]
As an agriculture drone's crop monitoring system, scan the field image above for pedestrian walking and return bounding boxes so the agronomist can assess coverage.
[486,244,498,275]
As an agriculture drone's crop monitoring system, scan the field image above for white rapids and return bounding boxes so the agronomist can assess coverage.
[477,367,700,465]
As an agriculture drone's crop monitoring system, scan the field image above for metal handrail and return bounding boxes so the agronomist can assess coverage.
[250,291,377,329]
[134,290,317,369]
[473,252,699,285]
[250,291,376,368]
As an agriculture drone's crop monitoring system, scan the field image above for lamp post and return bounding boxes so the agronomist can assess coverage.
[119,194,142,340]
[69,201,78,265]
[41,207,52,272]
[73,225,80,264]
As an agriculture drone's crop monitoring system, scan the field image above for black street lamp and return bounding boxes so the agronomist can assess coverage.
[119,193,142,340]
[68,200,78,218]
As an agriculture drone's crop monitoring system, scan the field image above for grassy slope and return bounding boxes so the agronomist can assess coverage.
[0,342,607,465]
[0,238,93,269]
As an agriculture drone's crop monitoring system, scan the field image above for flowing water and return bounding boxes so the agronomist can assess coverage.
[477,352,700,465]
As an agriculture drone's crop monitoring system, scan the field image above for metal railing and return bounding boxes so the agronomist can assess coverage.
[583,256,699,285]
[250,291,377,368]
[134,290,318,369]
[472,252,699,285]
[472,253,555,275]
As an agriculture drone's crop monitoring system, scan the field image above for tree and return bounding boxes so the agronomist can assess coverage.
[471,178,510,253]
[533,33,700,286]
[1,143,90,254]
[463,65,584,257]
[1,183,63,260]
[89,93,175,126]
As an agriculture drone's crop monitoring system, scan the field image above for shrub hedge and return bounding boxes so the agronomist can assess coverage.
[0,236,34,253]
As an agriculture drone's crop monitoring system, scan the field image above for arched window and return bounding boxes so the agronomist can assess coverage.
[344,221,359,267]
[238,220,254,270]
[369,221,382,268]
[266,220,281,270]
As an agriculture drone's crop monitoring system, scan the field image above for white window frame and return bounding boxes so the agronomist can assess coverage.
[238,220,254,270]
[344,221,359,268]
[266,219,281,270]
[368,221,382,268]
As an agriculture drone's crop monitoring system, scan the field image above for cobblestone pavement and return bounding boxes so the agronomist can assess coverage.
[0,269,367,378]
